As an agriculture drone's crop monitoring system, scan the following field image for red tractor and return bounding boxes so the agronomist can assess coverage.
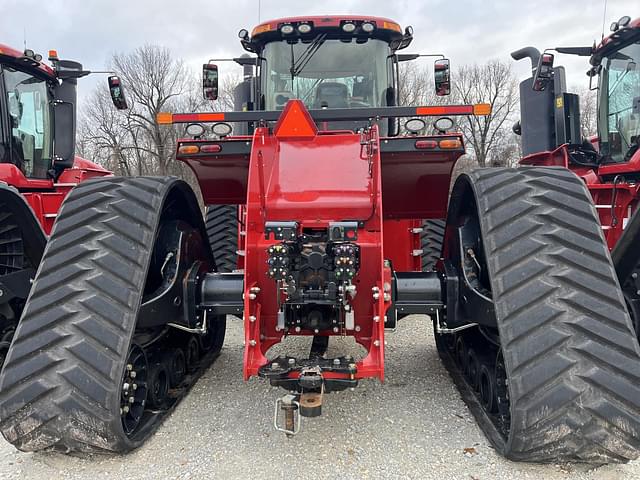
[1,16,640,464]
[0,45,126,366]
[512,15,640,335]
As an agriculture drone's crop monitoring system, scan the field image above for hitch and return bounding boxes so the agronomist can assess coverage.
[273,369,326,435]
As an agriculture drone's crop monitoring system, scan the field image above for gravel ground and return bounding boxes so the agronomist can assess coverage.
[1,315,638,480]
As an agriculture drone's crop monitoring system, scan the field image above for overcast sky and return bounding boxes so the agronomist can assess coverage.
[1,0,637,104]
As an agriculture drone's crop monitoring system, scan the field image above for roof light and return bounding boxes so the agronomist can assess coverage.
[178,145,200,155]
[298,23,312,34]
[48,49,59,61]
[361,22,375,33]
[280,24,294,35]
[251,24,273,36]
[383,21,402,33]
[618,16,631,27]
[238,29,249,40]
[33,54,42,62]
[342,22,356,33]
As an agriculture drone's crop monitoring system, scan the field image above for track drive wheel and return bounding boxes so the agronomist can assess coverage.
[437,167,640,463]
[0,177,224,453]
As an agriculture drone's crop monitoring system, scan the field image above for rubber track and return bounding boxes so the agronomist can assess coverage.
[421,219,445,271]
[458,167,640,462]
[0,177,188,453]
[205,205,237,273]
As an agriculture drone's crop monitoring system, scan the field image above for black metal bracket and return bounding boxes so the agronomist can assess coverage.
[259,356,357,392]
[265,221,298,241]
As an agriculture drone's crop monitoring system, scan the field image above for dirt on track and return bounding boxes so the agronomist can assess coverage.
[1,315,638,480]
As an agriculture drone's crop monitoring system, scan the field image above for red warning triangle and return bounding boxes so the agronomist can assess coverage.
[274,99,317,139]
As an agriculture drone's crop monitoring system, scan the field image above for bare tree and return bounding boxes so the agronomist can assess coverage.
[454,60,519,167]
[571,85,598,138]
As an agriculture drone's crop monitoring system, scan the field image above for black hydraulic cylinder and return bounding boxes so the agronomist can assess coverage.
[200,272,244,315]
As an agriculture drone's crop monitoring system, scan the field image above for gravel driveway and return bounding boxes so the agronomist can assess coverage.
[1,315,638,480]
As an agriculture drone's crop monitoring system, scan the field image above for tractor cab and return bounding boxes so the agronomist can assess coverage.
[0,45,127,183]
[512,16,640,169]
[205,16,450,135]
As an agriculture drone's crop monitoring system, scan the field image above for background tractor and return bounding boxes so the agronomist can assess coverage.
[0,44,125,366]
[1,16,640,464]
[512,15,640,336]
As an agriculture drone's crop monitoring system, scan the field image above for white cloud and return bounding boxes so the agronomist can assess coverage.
[1,0,637,102]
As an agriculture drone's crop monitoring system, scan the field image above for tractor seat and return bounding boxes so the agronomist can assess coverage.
[314,82,349,108]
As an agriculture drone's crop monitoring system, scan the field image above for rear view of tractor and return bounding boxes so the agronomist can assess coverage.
[512,15,640,336]
[0,45,125,366]
[1,15,640,464]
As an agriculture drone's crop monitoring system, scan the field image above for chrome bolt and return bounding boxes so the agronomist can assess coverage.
[373,340,380,347]
[130,371,137,379]
[249,339,257,346]
[333,358,341,365]
[126,364,133,371]
[123,406,130,413]
[288,358,295,365]
[132,384,138,391]
[250,287,261,293]
[355,326,361,332]
[295,326,301,332]
[249,315,257,322]
[383,293,391,302]
[373,292,380,300]
[249,293,257,300]
[333,327,339,333]
[123,382,130,391]
[373,315,380,322]
[129,396,135,404]
[271,362,279,370]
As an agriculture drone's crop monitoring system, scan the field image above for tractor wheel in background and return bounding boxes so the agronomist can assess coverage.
[205,204,238,272]
[435,167,640,463]
[0,177,225,453]
[421,219,445,271]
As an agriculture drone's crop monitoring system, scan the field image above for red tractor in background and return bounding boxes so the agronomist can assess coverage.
[0,44,124,365]
[2,15,640,464]
[512,15,640,335]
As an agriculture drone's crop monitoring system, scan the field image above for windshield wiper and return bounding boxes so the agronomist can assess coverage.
[290,34,327,79]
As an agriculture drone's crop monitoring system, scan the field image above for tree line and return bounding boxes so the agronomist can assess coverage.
[77,45,597,191]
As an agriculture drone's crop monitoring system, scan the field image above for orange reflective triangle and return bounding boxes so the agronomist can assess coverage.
[274,100,317,139]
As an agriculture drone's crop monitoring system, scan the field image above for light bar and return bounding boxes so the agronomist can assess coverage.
[157,103,492,125]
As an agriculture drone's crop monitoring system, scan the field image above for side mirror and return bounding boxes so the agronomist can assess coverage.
[532,53,554,91]
[203,64,219,100]
[108,76,128,110]
[434,59,451,96]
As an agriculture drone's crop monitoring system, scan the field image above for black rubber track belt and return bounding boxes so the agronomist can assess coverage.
[421,219,445,271]
[0,177,210,453]
[205,205,237,273]
[440,167,640,463]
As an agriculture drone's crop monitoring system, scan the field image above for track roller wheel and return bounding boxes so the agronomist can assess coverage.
[478,363,497,414]
[147,362,170,409]
[438,167,640,463]
[185,336,201,373]
[165,348,186,388]
[466,348,480,391]
[0,177,224,453]
[454,336,467,371]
